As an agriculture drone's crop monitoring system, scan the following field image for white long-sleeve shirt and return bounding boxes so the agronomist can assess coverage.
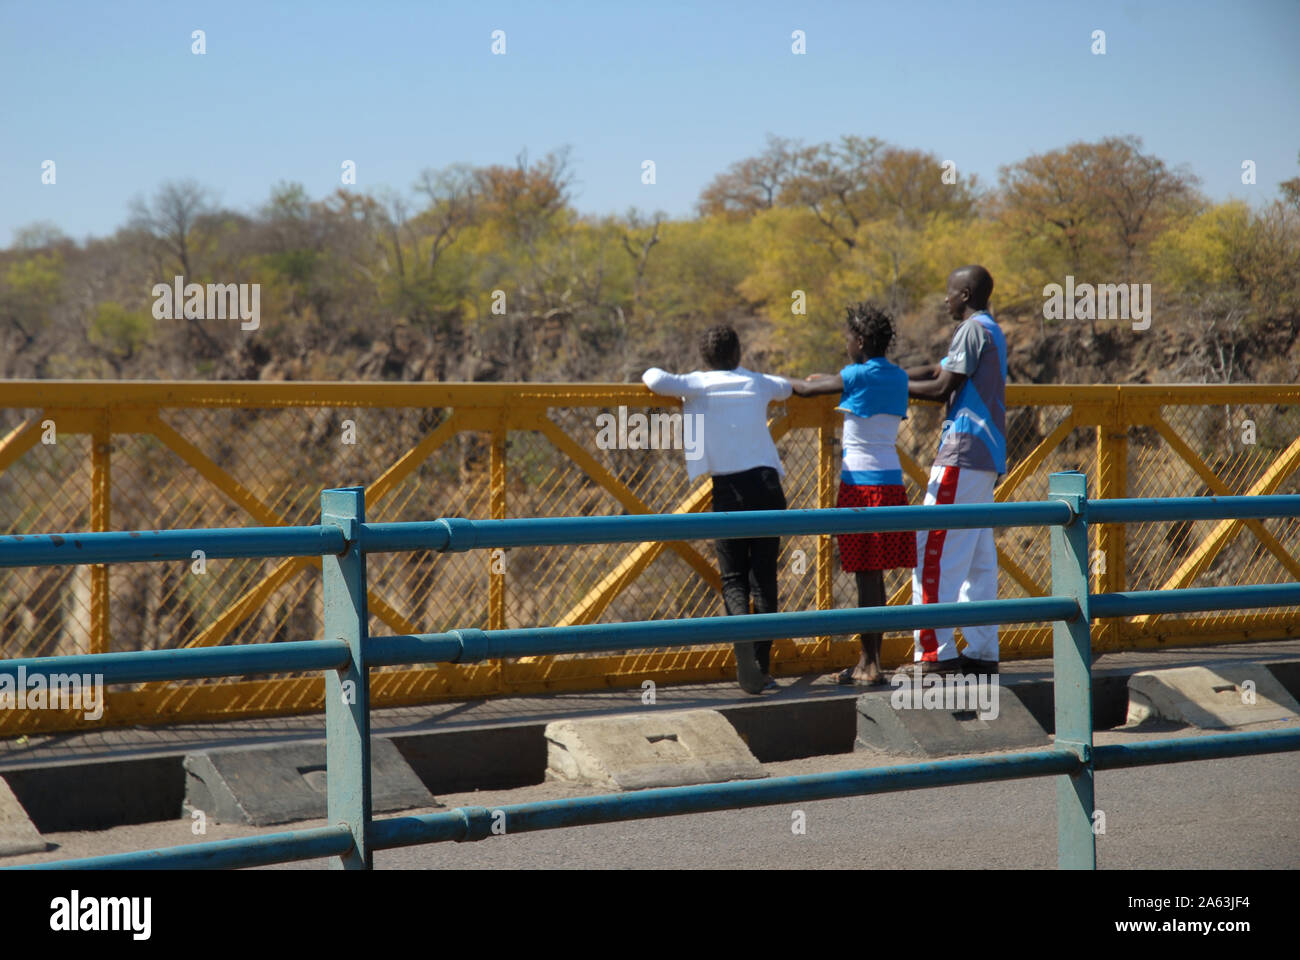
[642,366,792,480]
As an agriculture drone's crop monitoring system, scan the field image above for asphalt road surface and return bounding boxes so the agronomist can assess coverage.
[7,721,1296,870]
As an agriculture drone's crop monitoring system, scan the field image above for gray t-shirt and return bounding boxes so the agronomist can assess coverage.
[933,312,1008,474]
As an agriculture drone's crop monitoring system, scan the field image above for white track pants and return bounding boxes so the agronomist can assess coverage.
[911,465,999,662]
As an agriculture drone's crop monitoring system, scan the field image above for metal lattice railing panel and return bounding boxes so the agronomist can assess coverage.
[0,423,94,662]
[0,381,1297,733]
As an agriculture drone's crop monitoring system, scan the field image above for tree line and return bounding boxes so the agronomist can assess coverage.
[2,135,1298,384]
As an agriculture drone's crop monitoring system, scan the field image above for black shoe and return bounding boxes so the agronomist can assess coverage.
[959,655,999,676]
[734,642,766,695]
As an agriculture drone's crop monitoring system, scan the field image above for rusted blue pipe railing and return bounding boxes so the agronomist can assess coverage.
[2,474,1298,871]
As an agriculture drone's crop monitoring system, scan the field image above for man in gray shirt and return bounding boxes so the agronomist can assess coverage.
[904,265,1007,676]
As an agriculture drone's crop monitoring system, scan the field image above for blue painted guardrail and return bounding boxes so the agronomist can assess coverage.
[2,472,1299,870]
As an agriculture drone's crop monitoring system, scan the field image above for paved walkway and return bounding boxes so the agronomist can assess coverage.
[3,639,1297,770]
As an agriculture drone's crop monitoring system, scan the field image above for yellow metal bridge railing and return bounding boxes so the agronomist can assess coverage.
[1,381,1298,735]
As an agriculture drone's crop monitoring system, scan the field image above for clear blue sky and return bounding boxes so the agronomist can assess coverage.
[3,0,1298,246]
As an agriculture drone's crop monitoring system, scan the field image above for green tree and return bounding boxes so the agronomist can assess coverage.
[0,252,64,343]
[89,301,154,371]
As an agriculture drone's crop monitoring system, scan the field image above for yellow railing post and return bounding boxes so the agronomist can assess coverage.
[1096,390,1128,651]
[489,418,507,694]
[489,423,506,631]
[90,408,111,656]
[816,405,835,661]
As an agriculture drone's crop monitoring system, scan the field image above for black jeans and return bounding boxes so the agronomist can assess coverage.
[711,466,787,673]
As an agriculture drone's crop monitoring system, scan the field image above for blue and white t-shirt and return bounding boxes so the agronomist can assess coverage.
[837,357,909,487]
[934,311,1007,474]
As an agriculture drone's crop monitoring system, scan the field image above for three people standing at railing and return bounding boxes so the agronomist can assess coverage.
[642,265,1006,693]
[904,265,1007,678]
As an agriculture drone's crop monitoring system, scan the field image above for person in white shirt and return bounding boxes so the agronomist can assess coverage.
[642,325,793,695]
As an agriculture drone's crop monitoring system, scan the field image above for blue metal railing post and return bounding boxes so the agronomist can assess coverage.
[1048,471,1096,869]
[321,487,373,870]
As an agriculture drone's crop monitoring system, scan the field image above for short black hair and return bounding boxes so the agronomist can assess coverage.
[845,302,896,358]
[699,324,740,368]
[953,264,994,309]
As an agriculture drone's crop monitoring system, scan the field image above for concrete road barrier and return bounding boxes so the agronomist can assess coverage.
[854,679,1050,757]
[183,739,437,826]
[0,777,45,857]
[545,709,766,790]
[1126,665,1300,729]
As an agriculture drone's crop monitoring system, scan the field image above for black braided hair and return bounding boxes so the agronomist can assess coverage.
[699,324,740,369]
[845,302,895,359]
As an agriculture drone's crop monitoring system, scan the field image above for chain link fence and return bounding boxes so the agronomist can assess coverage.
[1,382,1297,732]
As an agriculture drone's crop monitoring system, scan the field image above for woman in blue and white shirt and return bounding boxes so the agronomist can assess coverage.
[792,303,916,685]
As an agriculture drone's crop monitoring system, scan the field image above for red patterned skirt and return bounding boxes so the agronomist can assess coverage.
[836,481,917,572]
